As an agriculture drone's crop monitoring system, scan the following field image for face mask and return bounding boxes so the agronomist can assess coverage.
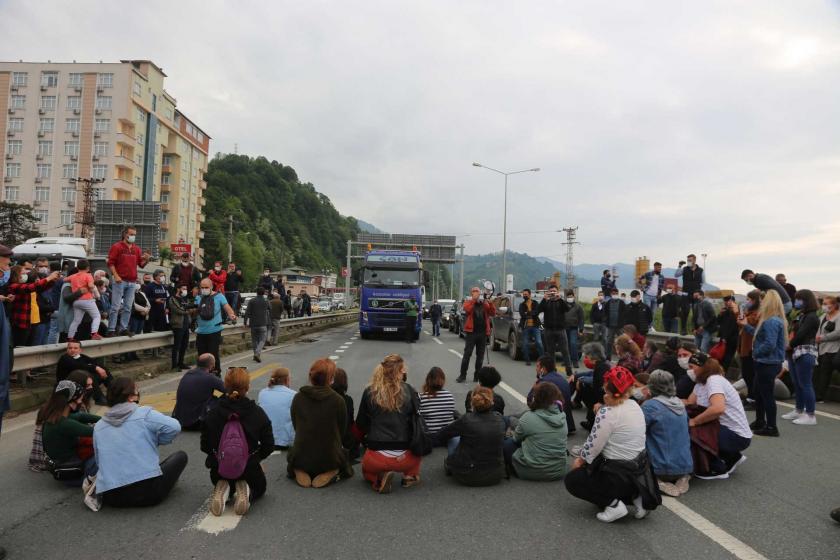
[182,260,190,265]
[678,356,690,370]
[179,290,187,297]
[688,260,695,266]
[135,284,142,290]
[38,267,49,274]
[823,305,830,314]
[523,295,529,300]
[264,272,270,277]
[127,235,136,243]
[794,300,803,310]
[566,297,575,303]
[214,267,221,272]
[605,274,611,279]
[71,354,80,359]
[0,269,9,287]
[687,370,697,382]
[19,274,28,283]
[583,356,595,369]
[666,290,674,295]
[632,388,645,401]
[201,288,211,296]
[157,276,165,283]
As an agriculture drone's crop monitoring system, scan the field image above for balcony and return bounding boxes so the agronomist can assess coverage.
[161,183,171,193]
[116,132,135,147]
[197,230,205,239]
[113,176,134,193]
[198,196,206,207]
[161,165,172,174]
[115,155,135,169]
[198,180,207,190]
[160,203,169,212]
[160,221,169,231]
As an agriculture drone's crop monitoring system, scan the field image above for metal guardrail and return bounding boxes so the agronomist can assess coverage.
[13,311,358,374]
[581,324,693,345]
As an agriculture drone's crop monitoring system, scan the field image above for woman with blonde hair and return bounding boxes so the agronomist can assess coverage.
[287,358,353,488]
[201,367,274,517]
[738,290,787,437]
[356,354,423,493]
[614,334,642,374]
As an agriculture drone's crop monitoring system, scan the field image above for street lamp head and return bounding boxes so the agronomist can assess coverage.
[472,162,482,167]
[531,168,540,172]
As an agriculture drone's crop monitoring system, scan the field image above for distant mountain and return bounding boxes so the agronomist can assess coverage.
[537,259,718,291]
[463,251,601,292]
[355,219,386,234]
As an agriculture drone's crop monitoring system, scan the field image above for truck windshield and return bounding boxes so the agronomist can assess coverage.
[364,268,420,288]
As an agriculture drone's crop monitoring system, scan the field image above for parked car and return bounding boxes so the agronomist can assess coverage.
[318,299,333,313]
[489,292,544,361]
[441,303,456,330]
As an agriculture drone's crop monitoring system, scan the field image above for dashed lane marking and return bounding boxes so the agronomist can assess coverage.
[448,349,463,359]
[776,401,840,421]
[335,350,345,353]
[433,338,443,345]
[329,355,339,360]
[498,381,527,404]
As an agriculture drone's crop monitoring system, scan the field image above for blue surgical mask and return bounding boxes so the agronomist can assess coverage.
[794,300,803,310]
[0,269,9,287]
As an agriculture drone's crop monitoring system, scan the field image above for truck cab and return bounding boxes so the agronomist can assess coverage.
[358,250,424,340]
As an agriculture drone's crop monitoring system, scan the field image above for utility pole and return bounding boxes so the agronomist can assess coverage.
[458,244,465,301]
[227,214,233,263]
[559,227,580,290]
[71,177,104,244]
[344,239,352,307]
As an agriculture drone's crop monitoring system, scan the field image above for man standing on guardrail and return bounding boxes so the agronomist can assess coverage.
[195,278,237,376]
[171,252,202,296]
[224,262,244,316]
[106,226,150,338]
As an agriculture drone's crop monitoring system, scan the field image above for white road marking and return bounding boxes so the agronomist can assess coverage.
[660,497,769,560]
[776,401,840,421]
[498,382,527,404]
[448,349,463,358]
[335,350,345,353]
[345,341,353,345]
[433,338,443,345]
[329,355,339,360]
[339,345,349,349]
[424,330,431,335]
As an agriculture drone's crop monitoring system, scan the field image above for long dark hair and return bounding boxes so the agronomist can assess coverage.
[422,367,446,396]
[794,289,819,314]
[36,391,73,425]
[67,370,93,411]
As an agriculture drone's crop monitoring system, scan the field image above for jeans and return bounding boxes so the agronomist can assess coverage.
[605,327,619,359]
[251,326,268,358]
[521,326,544,362]
[694,329,712,352]
[592,323,607,347]
[432,319,441,337]
[196,331,222,375]
[460,331,486,380]
[643,293,658,317]
[47,314,60,344]
[711,425,751,474]
[566,328,581,364]
[129,315,146,335]
[30,322,49,346]
[545,328,574,372]
[109,281,137,333]
[754,361,781,428]
[791,353,816,414]
[102,451,188,508]
[662,316,678,335]
[224,291,240,316]
[502,437,520,471]
[171,324,190,368]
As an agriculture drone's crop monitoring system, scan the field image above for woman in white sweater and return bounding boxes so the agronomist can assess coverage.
[565,366,659,523]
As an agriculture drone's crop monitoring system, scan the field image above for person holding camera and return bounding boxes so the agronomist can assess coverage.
[457,287,495,383]
[675,255,705,335]
[168,284,196,371]
[538,284,574,373]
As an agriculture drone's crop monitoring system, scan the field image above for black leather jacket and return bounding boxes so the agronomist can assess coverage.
[356,383,417,451]
[436,410,505,480]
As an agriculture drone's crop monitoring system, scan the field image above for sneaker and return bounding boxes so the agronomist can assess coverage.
[748,419,766,430]
[209,480,230,516]
[83,476,102,512]
[312,469,339,488]
[675,475,690,495]
[294,470,312,488]
[254,355,261,363]
[233,480,250,515]
[401,475,421,488]
[632,495,649,519]
[82,475,95,495]
[596,500,629,523]
[117,329,130,337]
[90,333,103,341]
[695,471,730,480]
[781,409,802,420]
[727,455,747,475]
[455,377,466,383]
[377,471,395,494]
[753,426,780,437]
[658,480,681,497]
[792,414,817,426]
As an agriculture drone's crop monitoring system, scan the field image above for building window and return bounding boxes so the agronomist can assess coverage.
[162,155,172,166]
[161,174,171,185]
[95,119,110,133]
[136,154,143,166]
[97,73,113,88]
[4,186,19,201]
[135,177,141,189]
[60,210,74,226]
[136,107,146,123]
[68,73,83,87]
[40,96,57,110]
[64,141,79,157]
[12,72,27,87]
[165,108,172,120]
[93,142,108,157]
[6,140,22,156]
[61,186,76,202]
[35,186,50,202]
[96,96,112,110]
[67,96,81,110]
[92,164,106,179]
[39,118,55,132]
[33,210,48,224]
[133,81,142,96]
[38,141,53,156]
[137,133,144,145]
[5,163,21,178]
[161,193,169,203]
[66,118,80,133]
[62,164,78,178]
[36,164,52,178]
[7,118,24,132]
[94,187,105,200]
[179,215,185,226]
[41,72,58,87]
[10,95,25,109]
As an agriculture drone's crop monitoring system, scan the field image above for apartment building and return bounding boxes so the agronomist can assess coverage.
[0,60,209,258]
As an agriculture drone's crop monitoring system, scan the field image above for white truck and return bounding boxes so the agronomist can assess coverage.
[11,237,167,277]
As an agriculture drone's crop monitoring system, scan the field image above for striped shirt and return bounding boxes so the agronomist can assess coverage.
[418,389,456,434]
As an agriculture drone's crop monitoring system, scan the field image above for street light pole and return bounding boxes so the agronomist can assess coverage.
[473,162,539,292]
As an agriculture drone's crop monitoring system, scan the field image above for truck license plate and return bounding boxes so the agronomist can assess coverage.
[383,327,398,332]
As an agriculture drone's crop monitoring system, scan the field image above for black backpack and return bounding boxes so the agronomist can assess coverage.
[198,295,217,321]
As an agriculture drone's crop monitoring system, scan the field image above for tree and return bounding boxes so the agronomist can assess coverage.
[0,202,41,247]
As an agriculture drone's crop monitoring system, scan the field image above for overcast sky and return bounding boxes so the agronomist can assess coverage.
[3,1,839,290]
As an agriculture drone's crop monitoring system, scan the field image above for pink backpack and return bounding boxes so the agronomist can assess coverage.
[216,413,249,479]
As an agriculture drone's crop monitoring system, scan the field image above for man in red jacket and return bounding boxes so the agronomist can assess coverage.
[106,226,150,336]
[208,261,227,294]
[457,286,495,383]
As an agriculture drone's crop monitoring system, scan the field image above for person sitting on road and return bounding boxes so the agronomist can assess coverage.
[614,334,643,374]
[527,355,574,435]
[356,354,424,493]
[418,367,456,444]
[683,354,752,479]
[287,358,354,488]
[622,324,647,353]
[201,367,274,516]
[465,366,505,416]
[642,370,693,497]
[565,366,659,523]
[258,367,296,450]
[504,382,567,481]
[55,340,112,406]
[331,368,360,462]
[172,354,226,431]
[572,342,611,431]
[39,380,99,485]
[675,342,699,398]
[93,377,187,509]
[437,387,505,487]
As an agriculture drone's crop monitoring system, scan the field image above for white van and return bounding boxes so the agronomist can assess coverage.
[11,237,107,271]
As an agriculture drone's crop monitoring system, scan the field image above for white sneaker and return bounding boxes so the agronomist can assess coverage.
[675,475,690,495]
[209,480,230,517]
[792,414,817,426]
[233,480,251,515]
[632,495,649,519]
[596,500,628,523]
[781,409,802,420]
[727,455,747,475]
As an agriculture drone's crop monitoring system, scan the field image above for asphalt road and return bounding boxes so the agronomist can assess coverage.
[1,323,839,559]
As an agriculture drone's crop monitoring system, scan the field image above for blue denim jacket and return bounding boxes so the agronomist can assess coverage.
[746,316,786,364]
[93,405,181,493]
[258,385,296,447]
[641,398,693,476]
